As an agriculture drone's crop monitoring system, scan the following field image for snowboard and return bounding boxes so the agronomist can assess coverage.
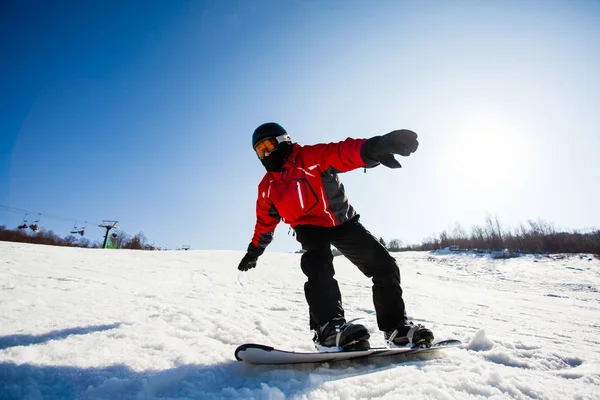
[235,339,461,365]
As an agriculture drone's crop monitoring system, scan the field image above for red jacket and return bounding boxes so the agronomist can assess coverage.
[250,138,369,251]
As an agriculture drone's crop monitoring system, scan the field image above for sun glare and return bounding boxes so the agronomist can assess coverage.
[454,115,520,183]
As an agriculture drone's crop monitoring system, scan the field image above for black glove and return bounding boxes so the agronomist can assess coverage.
[237,244,264,271]
[238,254,258,271]
[361,130,419,168]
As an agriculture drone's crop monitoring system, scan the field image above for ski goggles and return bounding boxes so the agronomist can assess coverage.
[254,134,291,159]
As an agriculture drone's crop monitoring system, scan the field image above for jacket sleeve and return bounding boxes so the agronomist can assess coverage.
[249,177,281,255]
[302,138,374,173]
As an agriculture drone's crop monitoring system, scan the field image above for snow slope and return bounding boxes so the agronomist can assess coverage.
[1,241,599,399]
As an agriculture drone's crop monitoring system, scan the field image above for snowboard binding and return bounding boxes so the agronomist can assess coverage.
[313,318,371,352]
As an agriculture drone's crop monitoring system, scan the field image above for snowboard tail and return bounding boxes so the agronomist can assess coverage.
[235,339,461,365]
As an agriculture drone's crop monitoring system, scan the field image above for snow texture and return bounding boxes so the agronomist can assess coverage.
[1,242,599,399]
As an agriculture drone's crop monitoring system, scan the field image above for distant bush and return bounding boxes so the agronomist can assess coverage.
[0,226,157,250]
[0,226,89,247]
[386,216,600,255]
[122,232,155,250]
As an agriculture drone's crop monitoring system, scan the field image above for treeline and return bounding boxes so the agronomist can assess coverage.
[4,216,599,255]
[382,216,600,255]
[0,225,156,250]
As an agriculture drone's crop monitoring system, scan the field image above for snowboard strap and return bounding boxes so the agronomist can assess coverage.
[407,326,417,342]
[387,329,399,343]
[387,325,419,344]
[334,318,362,348]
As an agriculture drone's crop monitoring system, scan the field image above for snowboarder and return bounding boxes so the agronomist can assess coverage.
[238,122,433,351]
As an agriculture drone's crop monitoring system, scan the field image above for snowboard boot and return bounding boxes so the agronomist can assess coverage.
[384,321,434,348]
[313,318,370,352]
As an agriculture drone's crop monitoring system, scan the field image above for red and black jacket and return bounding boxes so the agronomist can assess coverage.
[249,138,371,253]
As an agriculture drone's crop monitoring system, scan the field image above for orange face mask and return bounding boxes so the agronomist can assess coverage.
[254,135,290,159]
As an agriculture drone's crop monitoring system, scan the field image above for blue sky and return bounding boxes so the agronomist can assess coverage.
[1,0,599,252]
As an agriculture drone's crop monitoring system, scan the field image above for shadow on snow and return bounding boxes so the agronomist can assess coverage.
[1,352,441,400]
[0,323,122,351]
[0,324,442,400]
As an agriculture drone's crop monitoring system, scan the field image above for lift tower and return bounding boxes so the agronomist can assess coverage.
[99,220,119,249]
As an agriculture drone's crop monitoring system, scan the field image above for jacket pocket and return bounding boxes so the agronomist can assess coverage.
[295,178,319,213]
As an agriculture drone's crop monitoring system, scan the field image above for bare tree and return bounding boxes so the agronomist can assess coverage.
[110,231,130,249]
[124,232,149,250]
[63,235,78,247]
[388,238,403,251]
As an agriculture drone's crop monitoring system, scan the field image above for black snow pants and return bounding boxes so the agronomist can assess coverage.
[294,216,407,333]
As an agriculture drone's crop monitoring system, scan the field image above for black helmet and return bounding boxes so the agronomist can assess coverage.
[252,122,288,147]
[252,122,293,172]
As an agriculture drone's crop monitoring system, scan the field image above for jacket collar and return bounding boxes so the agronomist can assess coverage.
[269,143,299,177]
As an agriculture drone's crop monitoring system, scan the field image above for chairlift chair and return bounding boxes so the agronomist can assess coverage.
[18,213,28,229]
[29,214,41,233]
[71,221,86,236]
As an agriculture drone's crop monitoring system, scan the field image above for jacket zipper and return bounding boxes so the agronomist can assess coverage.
[296,181,305,209]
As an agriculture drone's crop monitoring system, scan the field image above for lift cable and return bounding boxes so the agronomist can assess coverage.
[0,205,101,228]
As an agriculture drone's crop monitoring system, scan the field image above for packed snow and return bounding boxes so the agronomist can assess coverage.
[1,241,599,399]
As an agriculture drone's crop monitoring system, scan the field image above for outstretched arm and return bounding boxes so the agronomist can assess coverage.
[238,181,281,271]
[302,130,419,173]
[249,193,280,253]
[302,138,371,173]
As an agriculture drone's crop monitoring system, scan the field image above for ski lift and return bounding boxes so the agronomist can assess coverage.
[29,214,41,233]
[17,213,28,229]
[71,221,85,236]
